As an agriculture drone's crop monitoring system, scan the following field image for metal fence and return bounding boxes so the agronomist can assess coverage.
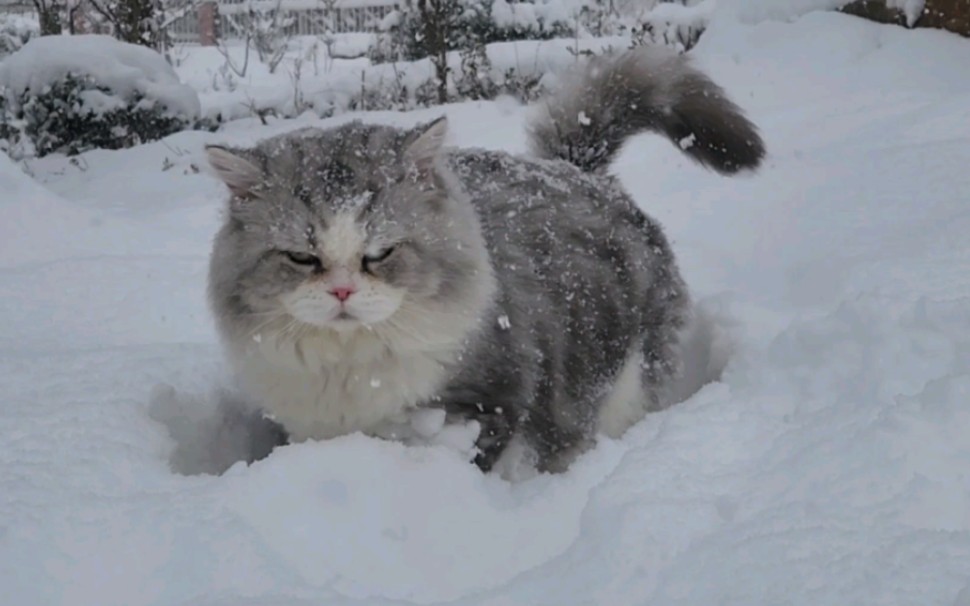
[0,0,37,18]
[166,0,398,44]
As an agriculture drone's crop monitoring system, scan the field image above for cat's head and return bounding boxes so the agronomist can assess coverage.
[206,118,494,350]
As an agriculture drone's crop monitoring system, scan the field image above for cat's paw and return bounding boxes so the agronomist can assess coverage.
[371,408,481,462]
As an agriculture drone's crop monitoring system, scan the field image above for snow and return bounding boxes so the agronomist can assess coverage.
[491,0,590,28]
[3,9,970,606]
[640,0,716,29]
[215,0,397,14]
[172,35,624,122]
[887,0,927,27]
[0,34,200,119]
[713,0,853,24]
[713,0,919,28]
[0,12,38,56]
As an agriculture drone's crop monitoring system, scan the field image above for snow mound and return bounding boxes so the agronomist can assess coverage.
[887,0,927,26]
[0,34,200,119]
[0,154,117,268]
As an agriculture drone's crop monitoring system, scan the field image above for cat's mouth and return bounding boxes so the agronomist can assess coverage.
[283,308,361,332]
[324,309,369,332]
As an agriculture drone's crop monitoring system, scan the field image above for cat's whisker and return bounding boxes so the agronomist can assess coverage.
[244,312,288,341]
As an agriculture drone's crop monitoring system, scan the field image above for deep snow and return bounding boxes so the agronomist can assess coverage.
[2,7,970,606]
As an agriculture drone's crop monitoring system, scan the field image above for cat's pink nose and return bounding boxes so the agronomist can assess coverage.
[330,286,356,302]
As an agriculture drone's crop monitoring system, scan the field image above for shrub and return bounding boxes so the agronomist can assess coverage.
[372,0,576,65]
[1,73,198,157]
[0,14,38,59]
[0,35,201,159]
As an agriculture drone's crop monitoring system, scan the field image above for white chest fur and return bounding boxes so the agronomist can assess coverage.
[232,325,455,442]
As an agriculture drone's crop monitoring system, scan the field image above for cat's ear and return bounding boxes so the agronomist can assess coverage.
[403,116,448,178]
[205,145,262,198]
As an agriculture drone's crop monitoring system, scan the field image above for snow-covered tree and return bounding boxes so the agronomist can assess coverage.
[86,0,166,48]
[31,0,64,35]
[383,0,575,103]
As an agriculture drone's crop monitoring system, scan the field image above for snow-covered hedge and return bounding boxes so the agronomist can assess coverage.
[631,0,712,52]
[0,35,202,158]
[0,14,38,59]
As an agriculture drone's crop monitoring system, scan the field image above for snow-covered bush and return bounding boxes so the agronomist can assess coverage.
[374,0,575,65]
[376,0,709,103]
[0,14,38,58]
[369,0,578,104]
[348,36,611,113]
[453,43,497,100]
[370,0,707,68]
[630,1,712,53]
[0,35,201,158]
[220,0,296,74]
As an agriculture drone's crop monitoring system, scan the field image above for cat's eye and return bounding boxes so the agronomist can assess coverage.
[283,251,320,266]
[362,246,395,271]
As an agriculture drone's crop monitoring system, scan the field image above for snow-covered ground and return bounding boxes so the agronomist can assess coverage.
[3,6,970,606]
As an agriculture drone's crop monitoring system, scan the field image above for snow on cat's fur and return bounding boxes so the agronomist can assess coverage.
[205,46,764,473]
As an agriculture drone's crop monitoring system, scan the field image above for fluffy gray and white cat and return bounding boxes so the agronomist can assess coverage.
[204,46,765,473]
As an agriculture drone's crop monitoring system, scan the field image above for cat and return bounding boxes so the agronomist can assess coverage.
[204,45,765,474]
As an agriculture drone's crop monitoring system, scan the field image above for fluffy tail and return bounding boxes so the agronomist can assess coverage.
[528,47,766,175]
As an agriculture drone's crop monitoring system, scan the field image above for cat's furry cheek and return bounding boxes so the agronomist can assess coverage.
[280,285,342,326]
[344,284,406,325]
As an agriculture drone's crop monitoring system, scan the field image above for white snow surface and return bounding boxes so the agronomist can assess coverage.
[0,34,200,118]
[886,0,927,27]
[3,12,970,606]
[640,0,716,28]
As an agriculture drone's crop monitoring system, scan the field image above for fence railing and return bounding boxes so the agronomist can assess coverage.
[0,1,37,18]
[167,0,398,44]
[0,0,397,44]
